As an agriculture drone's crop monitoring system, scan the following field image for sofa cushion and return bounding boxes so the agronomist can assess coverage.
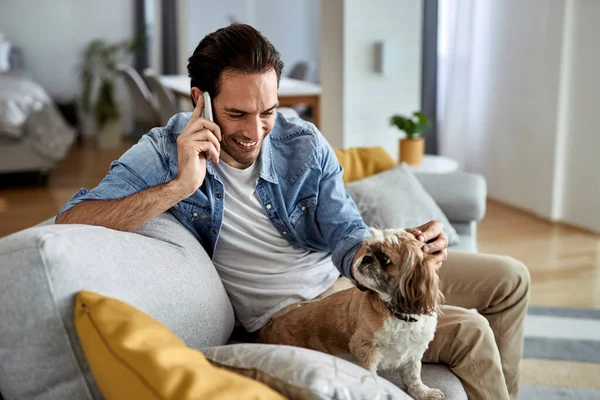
[450,234,478,253]
[0,212,234,400]
[74,290,288,400]
[345,164,460,245]
[413,171,487,222]
[334,146,397,184]
[379,364,467,400]
[201,344,412,399]
[202,344,468,400]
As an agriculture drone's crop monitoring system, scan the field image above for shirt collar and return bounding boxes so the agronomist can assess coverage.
[257,133,278,184]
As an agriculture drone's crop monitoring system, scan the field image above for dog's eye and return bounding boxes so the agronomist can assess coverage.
[381,256,391,266]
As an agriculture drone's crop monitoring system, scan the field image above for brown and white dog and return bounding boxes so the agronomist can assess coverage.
[259,228,445,400]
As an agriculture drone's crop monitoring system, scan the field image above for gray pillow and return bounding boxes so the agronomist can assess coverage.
[345,163,460,245]
[201,344,410,399]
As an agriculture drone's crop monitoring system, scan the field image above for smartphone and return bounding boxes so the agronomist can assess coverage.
[202,92,213,122]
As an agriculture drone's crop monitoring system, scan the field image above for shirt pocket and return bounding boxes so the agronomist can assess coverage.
[288,194,318,229]
[172,198,212,222]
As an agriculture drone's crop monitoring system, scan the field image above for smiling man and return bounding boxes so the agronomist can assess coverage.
[56,24,529,400]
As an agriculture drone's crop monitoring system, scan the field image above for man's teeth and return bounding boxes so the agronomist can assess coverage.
[233,138,256,147]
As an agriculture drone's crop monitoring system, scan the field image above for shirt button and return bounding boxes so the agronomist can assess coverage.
[266,204,272,209]
[212,229,217,235]
[282,231,288,235]
[301,206,306,211]
[216,194,222,199]
[192,212,198,217]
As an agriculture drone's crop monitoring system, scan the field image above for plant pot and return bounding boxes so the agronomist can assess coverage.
[78,110,97,139]
[399,138,425,165]
[97,118,123,149]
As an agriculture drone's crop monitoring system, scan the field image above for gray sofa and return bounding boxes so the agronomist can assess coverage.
[0,171,486,400]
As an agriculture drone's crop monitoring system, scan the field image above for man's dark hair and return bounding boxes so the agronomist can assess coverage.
[187,23,284,102]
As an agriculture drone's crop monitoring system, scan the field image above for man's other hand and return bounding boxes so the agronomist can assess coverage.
[406,220,448,269]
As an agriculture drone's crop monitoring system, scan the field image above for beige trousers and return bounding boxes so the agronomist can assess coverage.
[273,251,531,400]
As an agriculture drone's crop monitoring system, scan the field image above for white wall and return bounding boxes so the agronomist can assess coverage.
[344,0,422,160]
[320,0,422,160]
[0,0,134,101]
[254,0,321,82]
[320,0,344,148]
[460,0,565,218]
[558,0,600,232]
[185,0,320,81]
[441,0,600,232]
[186,0,248,56]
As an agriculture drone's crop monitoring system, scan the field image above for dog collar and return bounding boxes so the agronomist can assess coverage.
[354,282,418,322]
[386,303,418,323]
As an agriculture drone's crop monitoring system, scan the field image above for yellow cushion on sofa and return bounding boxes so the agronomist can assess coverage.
[74,290,285,400]
[333,147,397,183]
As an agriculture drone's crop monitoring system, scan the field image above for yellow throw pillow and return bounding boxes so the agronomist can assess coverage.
[333,147,397,183]
[74,290,285,400]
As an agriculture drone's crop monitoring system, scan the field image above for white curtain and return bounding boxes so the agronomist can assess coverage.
[437,0,477,171]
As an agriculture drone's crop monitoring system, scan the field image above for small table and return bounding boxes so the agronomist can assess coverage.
[159,75,322,129]
[407,155,459,173]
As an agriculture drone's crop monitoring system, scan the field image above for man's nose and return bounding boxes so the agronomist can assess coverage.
[244,115,263,141]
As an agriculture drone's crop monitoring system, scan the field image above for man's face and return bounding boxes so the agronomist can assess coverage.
[212,69,278,169]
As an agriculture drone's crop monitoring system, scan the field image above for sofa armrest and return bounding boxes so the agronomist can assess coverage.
[0,213,236,400]
[414,171,487,222]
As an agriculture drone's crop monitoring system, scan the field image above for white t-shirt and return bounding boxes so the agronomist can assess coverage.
[211,159,340,332]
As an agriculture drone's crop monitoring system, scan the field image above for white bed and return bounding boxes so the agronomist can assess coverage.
[0,47,75,180]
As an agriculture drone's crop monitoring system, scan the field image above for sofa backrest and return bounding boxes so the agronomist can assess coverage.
[0,212,234,400]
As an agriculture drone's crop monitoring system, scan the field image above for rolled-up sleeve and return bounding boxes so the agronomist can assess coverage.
[312,128,371,279]
[57,129,169,217]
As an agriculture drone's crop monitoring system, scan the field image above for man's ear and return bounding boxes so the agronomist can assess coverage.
[190,87,203,108]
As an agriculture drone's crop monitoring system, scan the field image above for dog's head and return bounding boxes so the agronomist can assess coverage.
[352,228,443,315]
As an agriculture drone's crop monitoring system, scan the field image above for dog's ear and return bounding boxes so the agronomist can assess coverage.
[396,252,443,315]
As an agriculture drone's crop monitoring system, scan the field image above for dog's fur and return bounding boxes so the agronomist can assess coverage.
[258,228,445,400]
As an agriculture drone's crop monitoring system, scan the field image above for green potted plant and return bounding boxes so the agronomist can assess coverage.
[389,111,430,165]
[80,36,141,148]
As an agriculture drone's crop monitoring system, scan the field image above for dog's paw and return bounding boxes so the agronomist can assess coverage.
[424,388,445,400]
[408,386,445,400]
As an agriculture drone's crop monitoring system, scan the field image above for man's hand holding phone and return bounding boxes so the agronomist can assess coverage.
[173,93,222,198]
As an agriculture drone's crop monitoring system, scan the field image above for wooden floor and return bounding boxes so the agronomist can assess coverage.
[478,200,600,309]
[0,139,134,238]
[1,141,599,309]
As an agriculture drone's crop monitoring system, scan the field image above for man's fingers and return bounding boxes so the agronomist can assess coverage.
[405,228,422,239]
[186,129,221,154]
[193,118,222,142]
[196,142,219,163]
[435,249,448,263]
[426,249,447,268]
[182,118,222,142]
[406,228,427,248]
[422,230,448,253]
[189,91,204,122]
[423,237,448,254]
[420,221,444,242]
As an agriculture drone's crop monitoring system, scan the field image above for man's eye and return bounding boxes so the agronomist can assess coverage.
[262,111,275,116]
[230,114,244,119]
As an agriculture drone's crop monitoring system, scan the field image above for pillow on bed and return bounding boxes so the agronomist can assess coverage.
[0,40,11,72]
[0,73,75,160]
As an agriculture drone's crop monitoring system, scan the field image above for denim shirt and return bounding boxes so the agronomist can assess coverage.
[57,112,371,279]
